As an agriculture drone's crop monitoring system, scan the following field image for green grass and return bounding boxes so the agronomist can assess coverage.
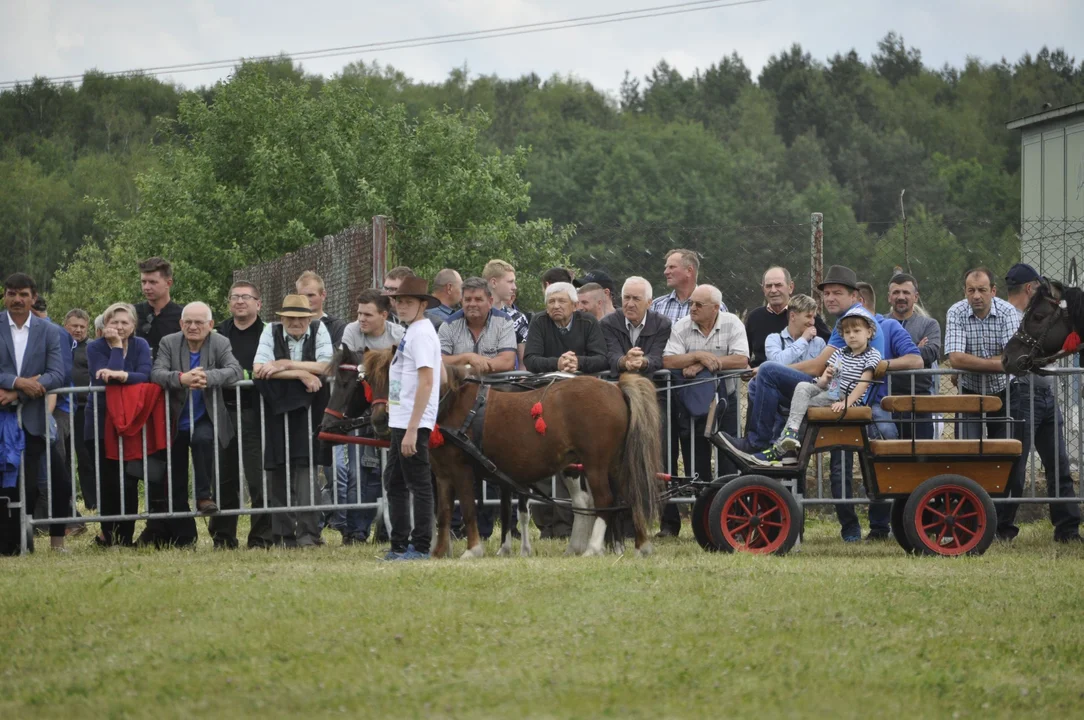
[3,517,1084,719]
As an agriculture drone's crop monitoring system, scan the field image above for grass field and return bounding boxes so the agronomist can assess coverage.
[3,516,1084,719]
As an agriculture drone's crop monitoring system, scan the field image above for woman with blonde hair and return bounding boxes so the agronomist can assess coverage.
[85,302,153,547]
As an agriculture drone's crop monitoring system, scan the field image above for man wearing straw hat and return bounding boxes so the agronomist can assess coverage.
[382,276,444,561]
[252,293,333,548]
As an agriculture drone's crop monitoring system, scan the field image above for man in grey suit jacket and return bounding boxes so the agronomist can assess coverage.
[599,276,672,376]
[147,301,243,548]
[1,273,71,553]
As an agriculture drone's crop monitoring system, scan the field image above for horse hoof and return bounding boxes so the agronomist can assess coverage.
[520,543,533,557]
[581,546,605,557]
[637,542,655,558]
[459,545,484,560]
[612,541,626,556]
[496,544,511,557]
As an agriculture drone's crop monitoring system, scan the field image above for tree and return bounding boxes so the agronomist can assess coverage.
[50,62,568,316]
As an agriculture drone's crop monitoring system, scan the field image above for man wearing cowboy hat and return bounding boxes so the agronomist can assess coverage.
[382,276,444,560]
[253,294,334,547]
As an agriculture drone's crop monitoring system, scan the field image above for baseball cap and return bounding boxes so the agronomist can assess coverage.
[573,271,616,295]
[1005,263,1041,286]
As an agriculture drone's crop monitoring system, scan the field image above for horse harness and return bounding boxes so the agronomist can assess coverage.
[1010,283,1076,369]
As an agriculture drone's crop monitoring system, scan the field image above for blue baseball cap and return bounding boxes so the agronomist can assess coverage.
[1005,263,1041,286]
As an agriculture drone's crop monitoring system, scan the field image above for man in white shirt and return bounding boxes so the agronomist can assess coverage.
[382,277,443,560]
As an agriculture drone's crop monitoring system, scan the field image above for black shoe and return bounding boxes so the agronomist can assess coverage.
[864,530,891,542]
[342,535,366,546]
[655,527,680,538]
[212,536,239,550]
[1055,534,1084,544]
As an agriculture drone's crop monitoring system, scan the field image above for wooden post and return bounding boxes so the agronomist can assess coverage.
[372,215,387,290]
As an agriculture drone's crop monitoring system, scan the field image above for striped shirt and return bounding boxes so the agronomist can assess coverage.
[499,303,530,345]
[438,309,517,358]
[826,346,882,402]
[944,297,1020,394]
[663,311,748,394]
[651,290,728,325]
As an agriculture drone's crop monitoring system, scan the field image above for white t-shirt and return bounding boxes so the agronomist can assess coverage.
[388,319,442,430]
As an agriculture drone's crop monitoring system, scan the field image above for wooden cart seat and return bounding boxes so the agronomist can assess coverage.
[806,406,872,422]
[880,395,1003,413]
[869,439,1021,456]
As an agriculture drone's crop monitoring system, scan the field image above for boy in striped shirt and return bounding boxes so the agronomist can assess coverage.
[753,306,881,465]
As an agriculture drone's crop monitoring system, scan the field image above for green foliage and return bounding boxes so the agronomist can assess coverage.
[48,63,564,317]
[5,33,1084,318]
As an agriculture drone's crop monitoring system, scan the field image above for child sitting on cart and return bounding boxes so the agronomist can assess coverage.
[752,306,881,465]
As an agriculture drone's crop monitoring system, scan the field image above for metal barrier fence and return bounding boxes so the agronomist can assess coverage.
[10,365,1084,554]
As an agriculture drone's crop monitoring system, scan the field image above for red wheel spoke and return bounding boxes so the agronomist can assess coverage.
[737,496,753,516]
[923,505,946,519]
[955,511,979,520]
[954,524,976,538]
[725,513,749,523]
[750,493,761,516]
[761,520,785,528]
[761,504,781,519]
[921,521,946,534]
[727,521,751,537]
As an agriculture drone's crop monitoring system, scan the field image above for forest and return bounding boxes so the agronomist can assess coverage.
[2,33,1083,320]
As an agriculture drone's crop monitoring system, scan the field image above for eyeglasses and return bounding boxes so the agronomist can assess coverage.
[382,285,398,293]
[229,293,259,302]
[141,313,154,335]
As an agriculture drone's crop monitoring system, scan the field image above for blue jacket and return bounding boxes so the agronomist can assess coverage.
[0,410,25,489]
[84,337,154,441]
[0,312,66,438]
[41,319,75,414]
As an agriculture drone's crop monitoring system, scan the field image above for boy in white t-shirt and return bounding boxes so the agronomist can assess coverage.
[383,277,444,560]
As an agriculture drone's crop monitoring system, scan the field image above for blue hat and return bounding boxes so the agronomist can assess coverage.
[839,305,878,338]
[1005,263,1041,286]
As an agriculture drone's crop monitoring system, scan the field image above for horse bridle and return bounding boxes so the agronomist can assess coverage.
[323,362,385,422]
[1009,280,1073,369]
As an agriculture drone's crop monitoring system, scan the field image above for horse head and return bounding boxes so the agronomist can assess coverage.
[320,346,374,434]
[362,347,396,438]
[1002,278,1073,374]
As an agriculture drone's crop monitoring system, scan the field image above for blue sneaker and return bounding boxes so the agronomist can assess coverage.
[842,534,861,543]
[399,548,430,560]
[751,446,784,466]
[777,428,802,453]
[383,549,405,561]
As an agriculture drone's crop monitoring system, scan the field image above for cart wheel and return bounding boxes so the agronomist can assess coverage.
[707,476,801,555]
[692,487,721,552]
[890,498,914,554]
[902,475,996,557]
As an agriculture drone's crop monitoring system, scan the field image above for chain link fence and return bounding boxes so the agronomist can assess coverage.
[233,225,374,321]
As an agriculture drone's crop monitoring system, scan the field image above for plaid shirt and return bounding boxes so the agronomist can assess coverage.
[650,291,728,325]
[944,296,1020,394]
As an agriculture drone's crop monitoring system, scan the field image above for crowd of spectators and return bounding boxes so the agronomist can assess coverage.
[1,247,1080,556]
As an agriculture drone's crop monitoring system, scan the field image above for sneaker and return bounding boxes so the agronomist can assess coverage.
[842,534,861,543]
[399,548,430,560]
[778,428,802,453]
[383,549,406,561]
[751,445,785,466]
[864,530,891,542]
[720,432,758,462]
[780,451,799,466]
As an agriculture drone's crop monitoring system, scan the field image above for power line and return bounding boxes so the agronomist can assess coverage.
[0,0,769,89]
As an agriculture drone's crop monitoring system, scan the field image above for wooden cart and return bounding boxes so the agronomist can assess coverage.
[690,394,1021,557]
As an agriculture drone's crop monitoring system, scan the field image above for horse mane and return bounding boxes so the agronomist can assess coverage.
[362,347,395,383]
[1063,285,1084,334]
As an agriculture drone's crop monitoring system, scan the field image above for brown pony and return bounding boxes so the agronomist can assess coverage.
[362,348,662,558]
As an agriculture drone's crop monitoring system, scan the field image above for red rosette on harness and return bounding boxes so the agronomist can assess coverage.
[429,424,445,448]
[530,402,547,435]
[1063,332,1082,353]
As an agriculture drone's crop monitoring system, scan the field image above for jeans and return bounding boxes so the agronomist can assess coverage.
[1002,379,1082,540]
[747,362,815,449]
[333,444,382,541]
[746,378,786,441]
[831,404,899,539]
[385,427,433,553]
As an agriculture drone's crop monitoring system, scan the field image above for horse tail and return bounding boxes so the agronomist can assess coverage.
[617,373,662,533]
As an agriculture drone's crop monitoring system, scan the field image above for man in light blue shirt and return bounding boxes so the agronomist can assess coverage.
[764,294,826,365]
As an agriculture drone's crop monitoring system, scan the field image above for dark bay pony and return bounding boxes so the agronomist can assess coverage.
[1003,278,1083,374]
[362,347,662,558]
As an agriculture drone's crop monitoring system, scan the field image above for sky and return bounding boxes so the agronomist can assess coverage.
[3,0,1083,95]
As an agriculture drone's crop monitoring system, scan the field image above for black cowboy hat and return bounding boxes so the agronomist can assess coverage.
[383,275,441,310]
[817,265,859,291]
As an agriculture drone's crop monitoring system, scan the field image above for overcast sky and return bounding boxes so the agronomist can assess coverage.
[3,0,1082,96]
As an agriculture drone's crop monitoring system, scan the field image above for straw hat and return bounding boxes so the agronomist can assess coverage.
[276,294,317,318]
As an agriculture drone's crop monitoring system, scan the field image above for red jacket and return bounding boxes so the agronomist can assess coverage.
[105,383,169,461]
